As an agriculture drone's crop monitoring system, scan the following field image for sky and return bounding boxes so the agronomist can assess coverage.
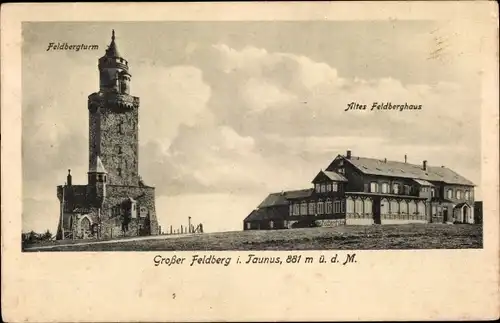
[22,21,482,233]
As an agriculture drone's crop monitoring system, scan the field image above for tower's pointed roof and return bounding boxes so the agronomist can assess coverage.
[105,29,121,58]
[89,156,107,173]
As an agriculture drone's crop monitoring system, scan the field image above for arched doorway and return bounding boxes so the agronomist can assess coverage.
[462,204,471,224]
[80,216,91,239]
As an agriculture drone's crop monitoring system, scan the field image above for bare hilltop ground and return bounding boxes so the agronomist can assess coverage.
[23,224,482,252]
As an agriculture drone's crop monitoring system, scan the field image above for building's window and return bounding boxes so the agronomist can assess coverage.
[390,200,399,214]
[246,223,251,230]
[465,191,470,200]
[317,200,324,214]
[364,199,372,214]
[346,198,354,213]
[417,201,426,215]
[393,184,400,195]
[381,183,389,194]
[447,189,453,199]
[404,185,411,195]
[355,198,363,214]
[332,183,338,192]
[456,190,462,199]
[300,201,308,216]
[400,201,408,214]
[293,203,300,215]
[408,201,417,214]
[341,200,345,212]
[117,146,123,154]
[118,168,122,176]
[421,187,427,193]
[437,206,442,216]
[380,199,389,214]
[289,204,293,216]
[269,221,274,229]
[334,201,341,213]
[370,182,379,193]
[326,183,332,192]
[431,188,435,198]
[326,199,333,214]
[118,121,123,134]
[338,160,344,166]
[338,168,345,174]
[308,202,316,216]
[315,184,321,193]
[432,205,437,216]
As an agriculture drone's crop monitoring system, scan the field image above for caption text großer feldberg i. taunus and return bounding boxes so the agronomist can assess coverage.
[345,102,423,112]
[153,253,358,267]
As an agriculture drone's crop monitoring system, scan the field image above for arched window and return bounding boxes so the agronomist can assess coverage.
[117,146,123,154]
[408,201,417,214]
[380,199,389,214]
[417,201,426,215]
[456,190,462,199]
[355,198,363,214]
[390,200,399,214]
[400,201,408,214]
[317,200,324,214]
[447,189,453,199]
[364,199,373,214]
[326,199,333,214]
[381,183,389,194]
[370,182,379,193]
[308,201,316,215]
[300,201,308,215]
[431,188,435,197]
[393,184,400,195]
[346,198,354,213]
[464,191,470,200]
[117,168,122,176]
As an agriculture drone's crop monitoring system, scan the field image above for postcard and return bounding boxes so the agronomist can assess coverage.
[1,2,499,322]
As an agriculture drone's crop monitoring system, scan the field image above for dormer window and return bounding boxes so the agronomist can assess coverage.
[404,185,411,195]
[392,184,400,194]
[447,189,453,199]
[381,183,389,194]
[370,182,379,193]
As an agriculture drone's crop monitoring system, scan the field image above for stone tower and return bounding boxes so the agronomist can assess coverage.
[88,29,139,186]
[56,30,159,240]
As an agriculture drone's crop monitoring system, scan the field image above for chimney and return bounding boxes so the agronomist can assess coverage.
[423,160,427,171]
[346,150,352,159]
[404,154,407,163]
[67,169,72,186]
[384,158,387,163]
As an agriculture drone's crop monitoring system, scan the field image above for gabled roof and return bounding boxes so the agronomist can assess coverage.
[89,156,107,173]
[342,156,474,186]
[257,188,313,208]
[413,179,434,187]
[312,170,348,183]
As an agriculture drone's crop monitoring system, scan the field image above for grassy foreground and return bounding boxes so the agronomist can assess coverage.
[24,224,482,252]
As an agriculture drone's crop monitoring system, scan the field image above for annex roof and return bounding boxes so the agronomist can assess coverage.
[89,156,107,173]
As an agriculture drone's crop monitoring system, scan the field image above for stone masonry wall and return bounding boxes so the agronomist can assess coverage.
[99,185,158,239]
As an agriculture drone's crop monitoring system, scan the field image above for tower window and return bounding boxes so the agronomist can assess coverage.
[117,168,122,176]
[118,121,124,134]
[117,146,123,154]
